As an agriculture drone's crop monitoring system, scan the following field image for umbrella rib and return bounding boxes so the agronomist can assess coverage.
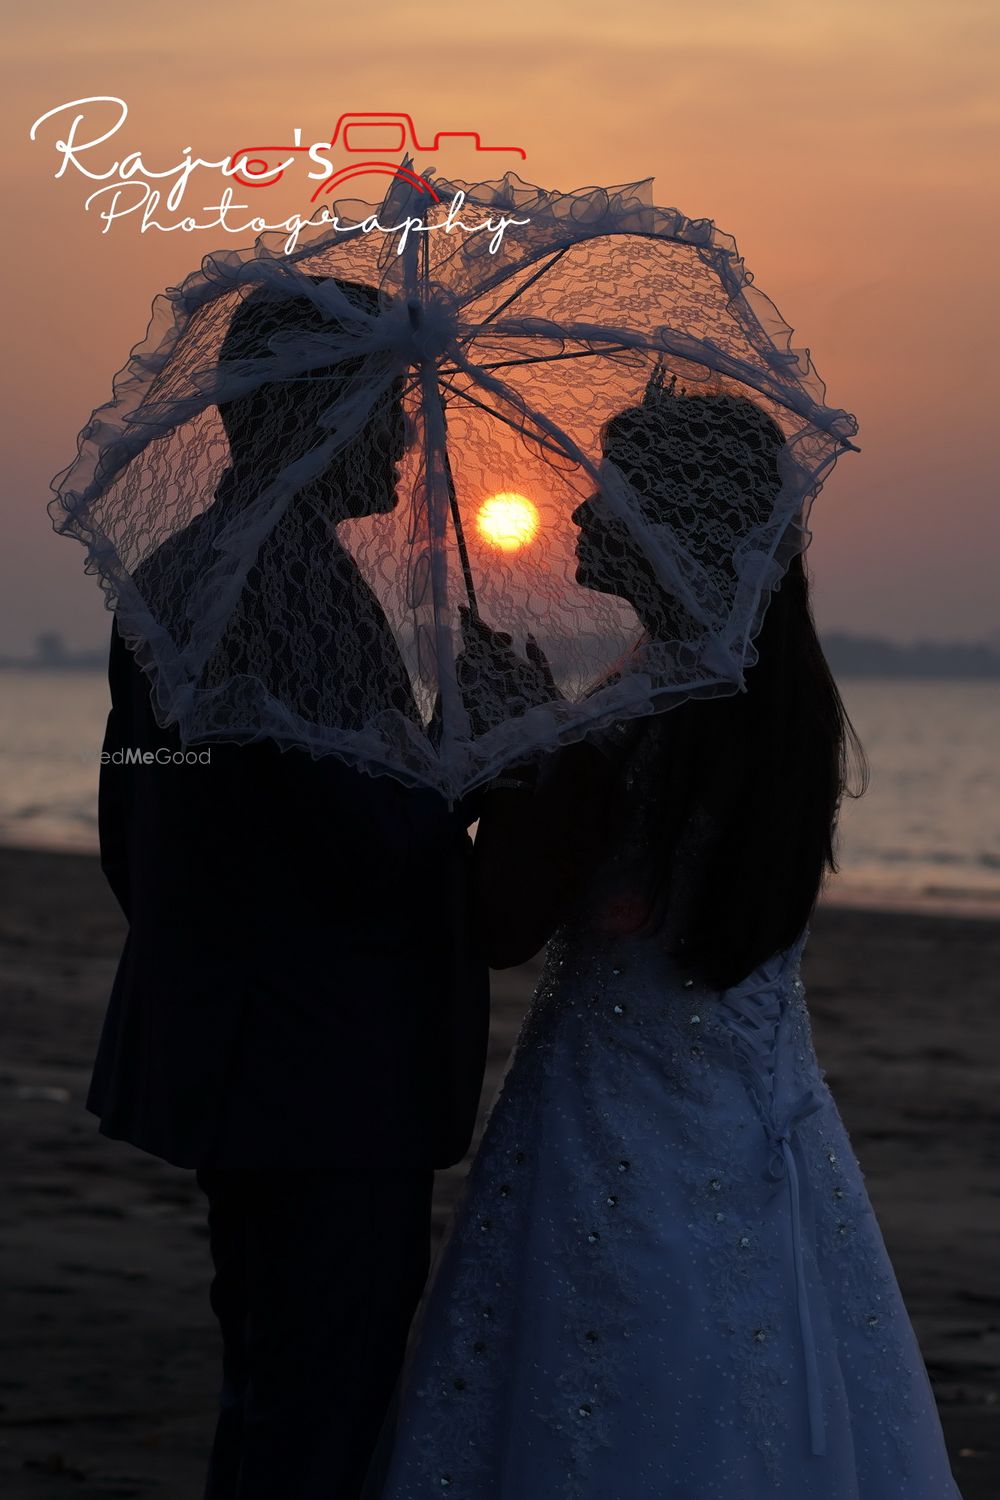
[451,246,572,356]
[439,342,640,375]
[436,376,577,465]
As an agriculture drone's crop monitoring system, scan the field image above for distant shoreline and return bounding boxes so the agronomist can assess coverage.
[2,629,1000,679]
[0,839,996,924]
[821,875,1000,923]
[822,632,1000,680]
[2,663,999,682]
[0,661,107,674]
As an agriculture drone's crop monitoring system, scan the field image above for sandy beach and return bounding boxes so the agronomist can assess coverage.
[0,845,996,1498]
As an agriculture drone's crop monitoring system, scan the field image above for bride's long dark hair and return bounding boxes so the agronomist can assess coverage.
[642,549,867,988]
[594,388,867,989]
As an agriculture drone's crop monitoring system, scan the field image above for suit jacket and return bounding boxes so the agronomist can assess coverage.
[90,616,490,1170]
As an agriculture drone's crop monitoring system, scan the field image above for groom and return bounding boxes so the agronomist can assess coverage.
[90,280,490,1499]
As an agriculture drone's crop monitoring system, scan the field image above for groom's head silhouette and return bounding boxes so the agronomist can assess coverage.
[216,275,405,523]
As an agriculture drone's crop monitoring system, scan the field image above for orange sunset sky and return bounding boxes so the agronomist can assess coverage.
[2,0,997,655]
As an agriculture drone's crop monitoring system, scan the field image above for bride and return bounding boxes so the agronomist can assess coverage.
[371,388,963,1498]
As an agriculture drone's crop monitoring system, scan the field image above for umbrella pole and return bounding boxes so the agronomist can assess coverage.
[440,393,480,622]
[417,229,479,622]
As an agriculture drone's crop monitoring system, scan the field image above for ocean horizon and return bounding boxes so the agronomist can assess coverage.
[1,669,997,919]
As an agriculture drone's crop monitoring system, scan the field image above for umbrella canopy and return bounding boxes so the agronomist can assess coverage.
[50,160,858,800]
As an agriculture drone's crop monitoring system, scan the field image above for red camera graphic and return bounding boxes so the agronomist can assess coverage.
[227,113,527,204]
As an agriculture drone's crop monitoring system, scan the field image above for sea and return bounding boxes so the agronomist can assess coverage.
[0,670,997,917]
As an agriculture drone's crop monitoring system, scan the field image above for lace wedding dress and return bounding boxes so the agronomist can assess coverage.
[374,724,962,1499]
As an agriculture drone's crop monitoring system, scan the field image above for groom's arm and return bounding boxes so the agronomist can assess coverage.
[97,620,134,922]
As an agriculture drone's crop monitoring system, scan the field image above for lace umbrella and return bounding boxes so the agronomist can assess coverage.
[49,159,858,801]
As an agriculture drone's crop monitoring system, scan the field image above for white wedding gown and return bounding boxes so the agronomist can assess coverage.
[374,730,963,1499]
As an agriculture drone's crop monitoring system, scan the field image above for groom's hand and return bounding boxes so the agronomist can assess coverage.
[454,607,560,737]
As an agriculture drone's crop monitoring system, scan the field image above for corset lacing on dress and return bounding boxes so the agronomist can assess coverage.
[714,935,827,1457]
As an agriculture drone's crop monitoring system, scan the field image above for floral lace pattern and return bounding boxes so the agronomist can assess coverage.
[49,171,858,801]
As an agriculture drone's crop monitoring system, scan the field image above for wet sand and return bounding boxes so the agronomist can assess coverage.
[0,846,996,1497]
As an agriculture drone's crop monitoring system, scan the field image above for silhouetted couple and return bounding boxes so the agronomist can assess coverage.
[91,279,962,1499]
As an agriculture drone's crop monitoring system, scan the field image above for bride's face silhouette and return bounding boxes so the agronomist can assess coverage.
[571,393,785,628]
[571,416,672,610]
[571,487,645,601]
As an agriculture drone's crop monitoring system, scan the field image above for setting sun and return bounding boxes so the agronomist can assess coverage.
[476,492,540,552]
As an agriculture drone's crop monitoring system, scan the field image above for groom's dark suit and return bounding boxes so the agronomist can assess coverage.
[92,615,490,1498]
